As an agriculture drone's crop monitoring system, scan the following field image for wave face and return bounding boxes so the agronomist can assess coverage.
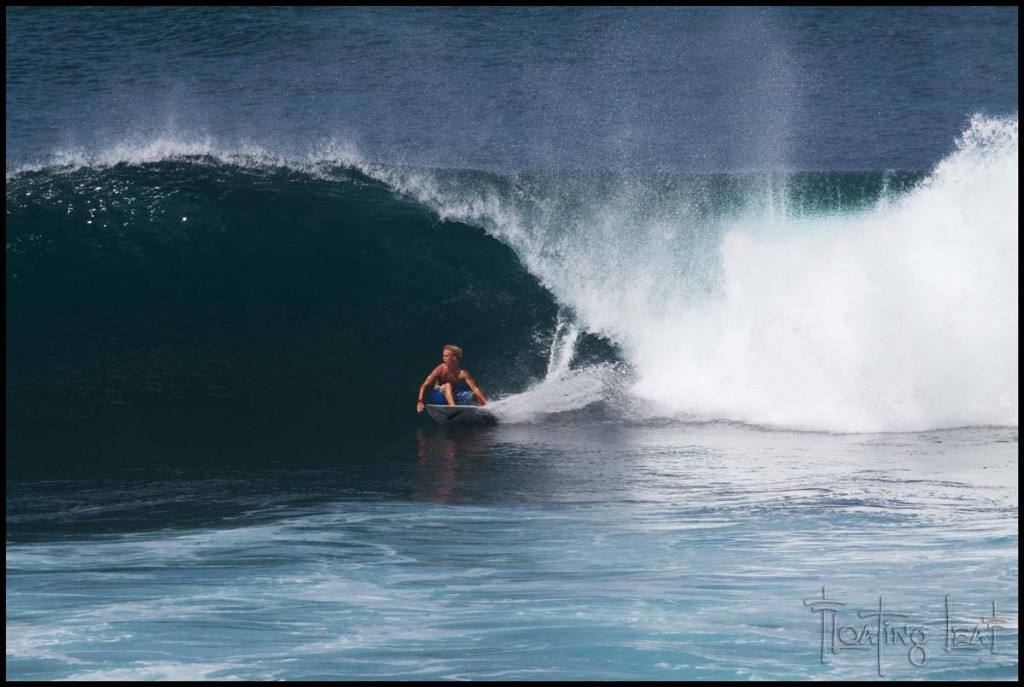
[5,159,591,463]
[5,116,1019,452]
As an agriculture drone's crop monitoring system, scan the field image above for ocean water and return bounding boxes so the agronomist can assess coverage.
[6,6,1018,681]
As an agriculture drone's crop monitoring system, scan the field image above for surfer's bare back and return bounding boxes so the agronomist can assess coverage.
[416,345,488,412]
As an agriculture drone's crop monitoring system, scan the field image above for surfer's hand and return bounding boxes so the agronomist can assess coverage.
[416,400,424,413]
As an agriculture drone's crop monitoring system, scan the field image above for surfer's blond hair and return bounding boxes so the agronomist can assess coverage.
[443,344,463,359]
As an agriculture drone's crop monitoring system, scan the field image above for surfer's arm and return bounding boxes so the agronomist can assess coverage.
[462,371,488,406]
[416,366,442,412]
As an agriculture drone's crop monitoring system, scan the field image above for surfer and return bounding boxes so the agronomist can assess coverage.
[416,345,488,412]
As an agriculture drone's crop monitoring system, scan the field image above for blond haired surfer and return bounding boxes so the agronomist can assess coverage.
[416,345,488,412]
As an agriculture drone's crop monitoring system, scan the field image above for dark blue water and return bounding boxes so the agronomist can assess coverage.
[6,7,1018,681]
[6,6,1018,172]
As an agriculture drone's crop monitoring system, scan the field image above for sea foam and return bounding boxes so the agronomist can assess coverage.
[362,116,1018,432]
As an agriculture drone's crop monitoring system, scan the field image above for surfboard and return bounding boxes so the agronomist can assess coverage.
[424,404,495,424]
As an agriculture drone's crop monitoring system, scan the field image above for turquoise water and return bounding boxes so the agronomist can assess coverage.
[7,424,1017,680]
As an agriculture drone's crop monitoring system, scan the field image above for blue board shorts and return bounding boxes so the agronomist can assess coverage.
[432,387,475,405]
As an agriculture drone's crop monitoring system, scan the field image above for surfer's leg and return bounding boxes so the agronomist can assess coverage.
[439,383,455,405]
